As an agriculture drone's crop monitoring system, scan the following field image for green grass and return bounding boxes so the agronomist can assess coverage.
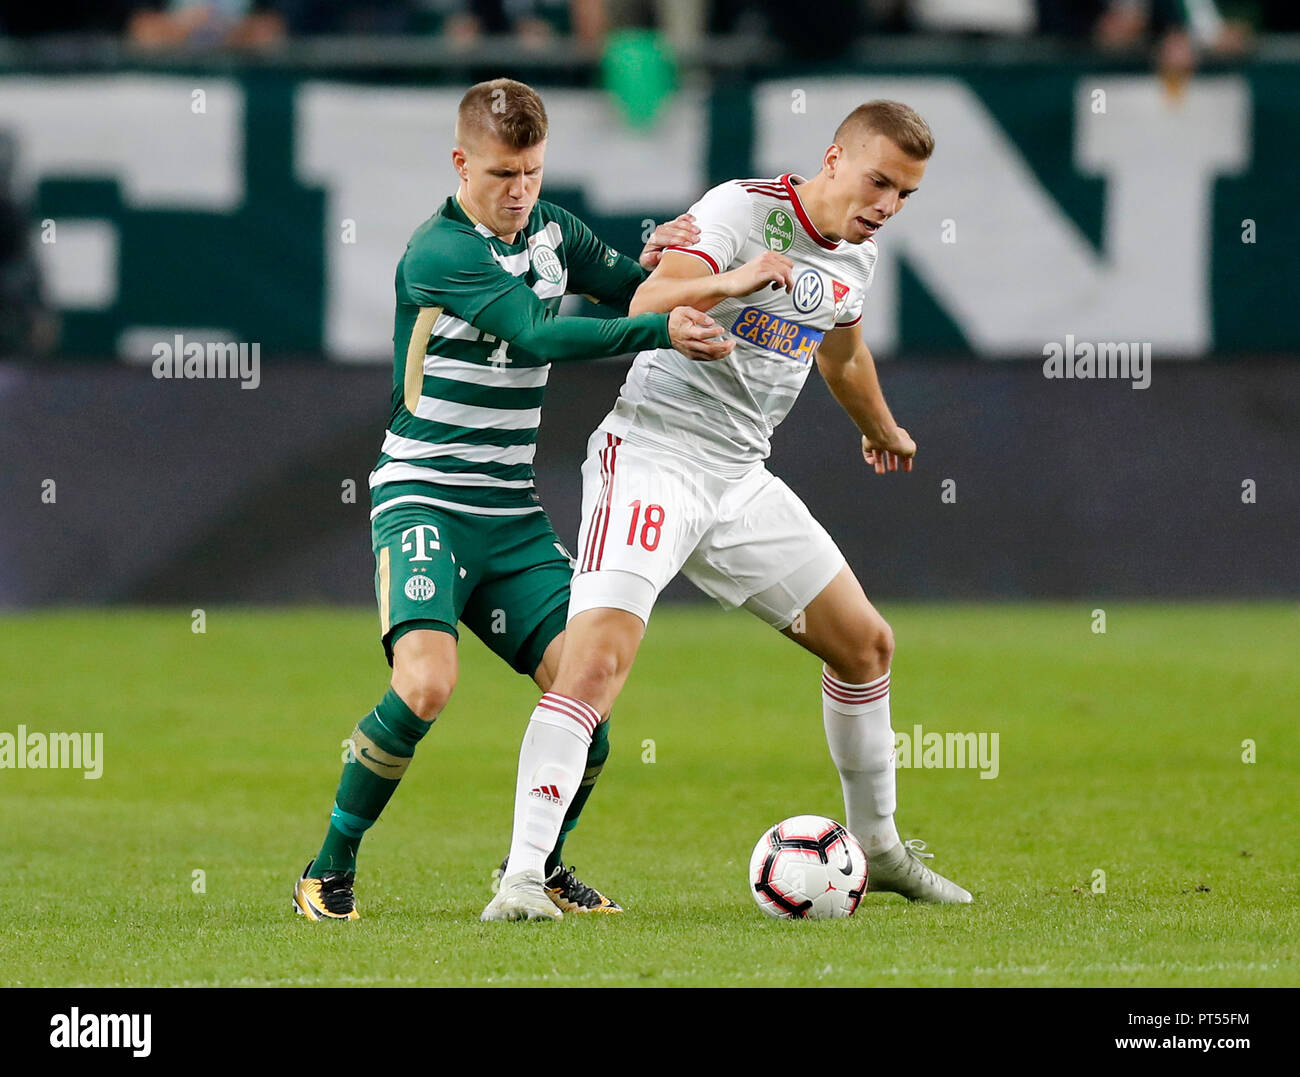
[1,604,1296,987]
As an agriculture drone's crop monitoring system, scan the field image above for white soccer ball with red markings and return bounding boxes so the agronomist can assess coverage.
[749,815,868,919]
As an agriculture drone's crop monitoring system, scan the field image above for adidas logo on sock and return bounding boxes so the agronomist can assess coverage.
[528,784,563,804]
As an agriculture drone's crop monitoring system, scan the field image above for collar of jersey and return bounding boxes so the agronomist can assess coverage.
[453,193,521,243]
[779,173,842,252]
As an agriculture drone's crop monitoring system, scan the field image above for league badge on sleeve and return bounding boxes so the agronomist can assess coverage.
[832,279,850,316]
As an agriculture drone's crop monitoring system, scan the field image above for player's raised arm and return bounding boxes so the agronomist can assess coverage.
[479,284,731,364]
[405,229,730,363]
[628,249,796,316]
[478,284,732,364]
[552,207,712,317]
[815,320,915,474]
[627,179,794,316]
[556,204,665,313]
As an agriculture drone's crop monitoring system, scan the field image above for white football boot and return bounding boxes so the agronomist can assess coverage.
[867,839,973,904]
[480,868,564,922]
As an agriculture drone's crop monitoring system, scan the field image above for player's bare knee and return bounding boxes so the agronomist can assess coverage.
[556,648,622,710]
[389,628,458,720]
[838,619,894,683]
[391,666,455,721]
[867,619,895,677]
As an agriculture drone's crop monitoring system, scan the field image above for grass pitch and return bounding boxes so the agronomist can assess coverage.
[0,603,1295,988]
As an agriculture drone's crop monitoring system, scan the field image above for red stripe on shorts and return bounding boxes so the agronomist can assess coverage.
[593,436,620,570]
[582,435,614,573]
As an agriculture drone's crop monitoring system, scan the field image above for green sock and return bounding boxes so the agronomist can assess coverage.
[311,688,433,876]
[546,719,611,875]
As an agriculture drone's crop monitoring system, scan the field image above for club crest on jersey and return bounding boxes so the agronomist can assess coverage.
[792,270,824,314]
[531,243,563,284]
[832,279,851,314]
[732,306,824,365]
[763,209,794,253]
[404,576,436,602]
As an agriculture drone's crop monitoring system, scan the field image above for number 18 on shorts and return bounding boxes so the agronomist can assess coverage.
[570,431,845,628]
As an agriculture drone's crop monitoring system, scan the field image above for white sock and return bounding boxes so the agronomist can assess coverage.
[504,692,597,878]
[822,667,901,856]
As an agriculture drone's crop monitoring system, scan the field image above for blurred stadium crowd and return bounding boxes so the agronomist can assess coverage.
[2,1,1298,54]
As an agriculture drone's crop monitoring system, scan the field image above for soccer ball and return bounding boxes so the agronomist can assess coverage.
[749,815,868,919]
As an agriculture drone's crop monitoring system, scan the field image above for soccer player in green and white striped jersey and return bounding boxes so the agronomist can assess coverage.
[292,78,730,922]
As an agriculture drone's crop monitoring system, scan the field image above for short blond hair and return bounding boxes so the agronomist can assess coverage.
[834,100,934,160]
[456,78,549,149]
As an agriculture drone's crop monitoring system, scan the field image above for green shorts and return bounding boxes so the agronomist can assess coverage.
[372,502,574,675]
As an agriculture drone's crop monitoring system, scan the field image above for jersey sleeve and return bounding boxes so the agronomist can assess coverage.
[401,224,523,324]
[836,290,864,328]
[834,257,875,328]
[471,285,669,363]
[403,222,670,363]
[663,181,752,274]
[552,205,648,311]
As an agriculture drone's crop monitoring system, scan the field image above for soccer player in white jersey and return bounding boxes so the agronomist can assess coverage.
[483,100,971,921]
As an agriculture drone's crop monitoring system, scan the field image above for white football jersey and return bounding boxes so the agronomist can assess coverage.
[600,173,877,476]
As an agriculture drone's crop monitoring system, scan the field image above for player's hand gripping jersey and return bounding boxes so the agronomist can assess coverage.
[600,174,877,475]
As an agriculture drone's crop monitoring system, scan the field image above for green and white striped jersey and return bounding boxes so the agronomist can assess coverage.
[370,195,671,519]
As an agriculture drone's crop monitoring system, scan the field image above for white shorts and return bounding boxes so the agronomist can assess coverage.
[569,431,845,628]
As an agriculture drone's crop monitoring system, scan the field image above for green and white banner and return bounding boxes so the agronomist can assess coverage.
[1,63,1293,359]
